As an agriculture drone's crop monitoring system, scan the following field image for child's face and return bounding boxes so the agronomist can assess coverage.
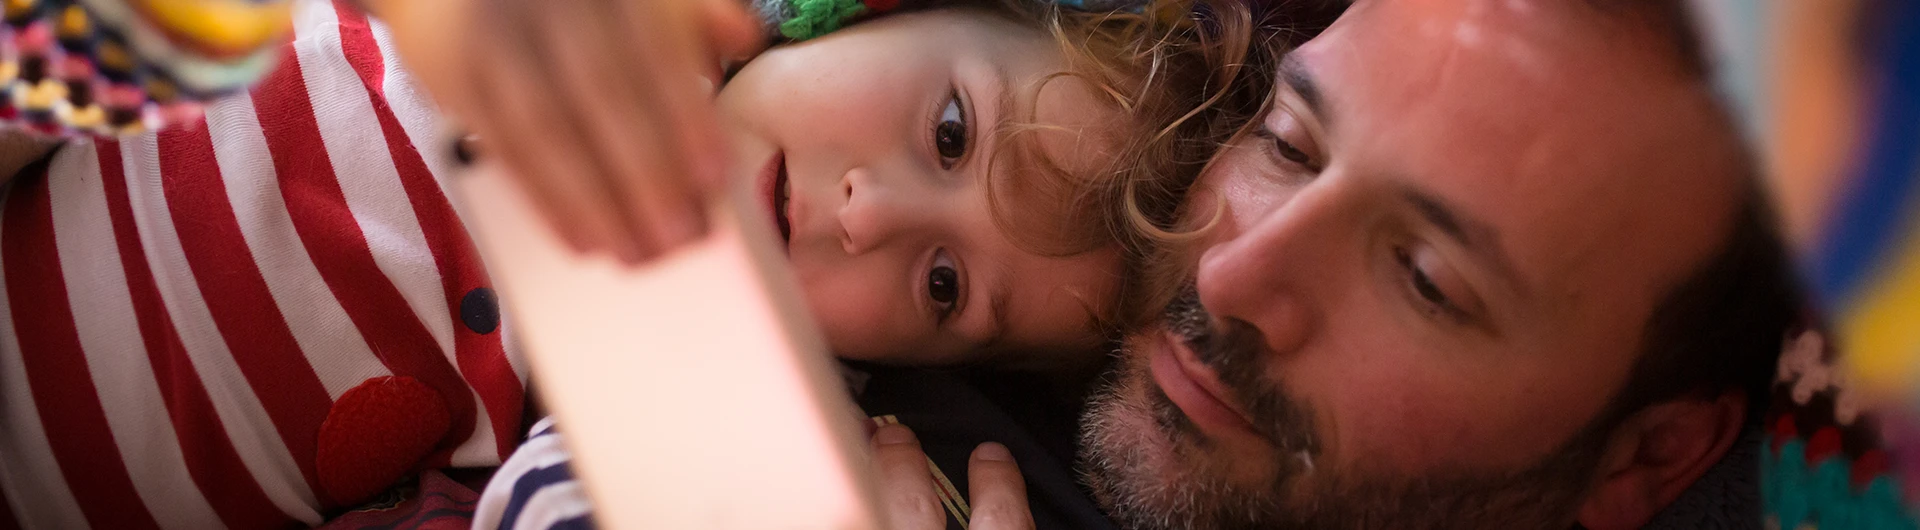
[718,10,1124,367]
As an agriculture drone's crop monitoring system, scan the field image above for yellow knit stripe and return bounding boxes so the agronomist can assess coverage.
[1841,228,1920,398]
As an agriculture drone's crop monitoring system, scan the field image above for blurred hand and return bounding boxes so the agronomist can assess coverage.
[372,0,763,263]
[870,424,1037,530]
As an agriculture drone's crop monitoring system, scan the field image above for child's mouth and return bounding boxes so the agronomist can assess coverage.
[767,153,793,250]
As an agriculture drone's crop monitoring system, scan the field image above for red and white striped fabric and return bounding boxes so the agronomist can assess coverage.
[0,1,528,528]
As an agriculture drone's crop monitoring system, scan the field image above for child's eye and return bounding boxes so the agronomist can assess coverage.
[928,250,961,321]
[933,91,968,169]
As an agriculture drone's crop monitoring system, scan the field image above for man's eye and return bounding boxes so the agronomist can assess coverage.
[1252,126,1322,180]
[1271,136,1311,166]
[1394,246,1454,313]
[934,92,967,169]
[928,250,961,320]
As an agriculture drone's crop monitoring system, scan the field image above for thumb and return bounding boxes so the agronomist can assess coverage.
[965,443,1035,530]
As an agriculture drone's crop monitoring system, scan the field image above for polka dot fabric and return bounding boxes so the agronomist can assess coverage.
[0,0,291,137]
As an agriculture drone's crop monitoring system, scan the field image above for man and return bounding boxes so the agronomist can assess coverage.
[874,0,1802,528]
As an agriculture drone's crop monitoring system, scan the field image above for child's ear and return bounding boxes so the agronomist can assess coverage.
[1574,392,1746,530]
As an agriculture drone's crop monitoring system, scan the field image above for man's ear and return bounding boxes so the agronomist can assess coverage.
[1574,392,1747,530]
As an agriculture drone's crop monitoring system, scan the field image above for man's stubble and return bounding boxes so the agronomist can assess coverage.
[1078,289,1616,530]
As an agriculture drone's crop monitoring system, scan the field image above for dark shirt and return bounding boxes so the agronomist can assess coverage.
[851,362,1119,530]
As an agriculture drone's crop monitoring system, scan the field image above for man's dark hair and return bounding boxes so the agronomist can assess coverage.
[1607,185,1805,428]
[1574,0,1805,428]
[1583,0,1713,78]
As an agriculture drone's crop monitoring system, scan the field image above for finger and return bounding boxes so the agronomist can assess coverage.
[468,79,611,256]
[464,16,648,261]
[966,443,1035,530]
[524,0,700,261]
[596,57,718,254]
[656,68,734,198]
[592,21,717,256]
[376,0,478,113]
[699,0,766,62]
[870,424,947,530]
[543,0,714,257]
[614,0,736,197]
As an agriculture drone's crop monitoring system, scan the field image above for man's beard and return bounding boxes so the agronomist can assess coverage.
[1079,288,1616,530]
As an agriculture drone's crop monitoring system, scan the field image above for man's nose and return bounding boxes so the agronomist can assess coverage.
[836,166,929,255]
[1193,183,1347,357]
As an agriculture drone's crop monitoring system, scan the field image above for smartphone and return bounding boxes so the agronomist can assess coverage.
[455,162,880,529]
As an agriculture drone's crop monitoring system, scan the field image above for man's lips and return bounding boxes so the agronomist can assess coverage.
[1148,329,1263,439]
[756,151,792,251]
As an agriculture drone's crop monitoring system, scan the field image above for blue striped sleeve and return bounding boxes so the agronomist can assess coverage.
[472,418,598,530]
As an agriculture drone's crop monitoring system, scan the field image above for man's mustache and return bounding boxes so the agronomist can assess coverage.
[1162,287,1322,458]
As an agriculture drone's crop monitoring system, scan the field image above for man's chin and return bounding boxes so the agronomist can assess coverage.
[1081,358,1198,530]
[1079,332,1280,530]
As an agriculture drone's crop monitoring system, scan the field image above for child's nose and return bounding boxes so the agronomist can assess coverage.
[835,166,930,256]
[837,167,882,254]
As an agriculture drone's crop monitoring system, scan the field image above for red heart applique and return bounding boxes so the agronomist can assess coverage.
[315,375,451,507]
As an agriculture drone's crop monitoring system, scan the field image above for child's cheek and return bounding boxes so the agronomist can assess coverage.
[796,268,924,361]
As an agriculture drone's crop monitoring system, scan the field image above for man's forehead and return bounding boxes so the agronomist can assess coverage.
[1298,0,1684,137]
[1293,0,1744,300]
[1305,0,1584,81]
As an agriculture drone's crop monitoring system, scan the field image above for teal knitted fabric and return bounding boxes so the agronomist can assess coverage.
[1763,436,1918,530]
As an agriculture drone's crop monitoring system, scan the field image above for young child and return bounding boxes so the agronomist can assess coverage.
[717,4,1129,370]
[472,0,1282,527]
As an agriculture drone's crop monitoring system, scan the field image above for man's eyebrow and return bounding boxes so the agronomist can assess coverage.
[1279,55,1327,122]
[1397,187,1530,295]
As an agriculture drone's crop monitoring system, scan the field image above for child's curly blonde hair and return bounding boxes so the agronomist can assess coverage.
[958,0,1325,332]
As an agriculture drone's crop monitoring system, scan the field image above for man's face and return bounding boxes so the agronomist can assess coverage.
[1082,1,1748,528]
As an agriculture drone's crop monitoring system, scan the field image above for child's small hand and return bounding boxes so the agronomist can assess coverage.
[373,0,763,263]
